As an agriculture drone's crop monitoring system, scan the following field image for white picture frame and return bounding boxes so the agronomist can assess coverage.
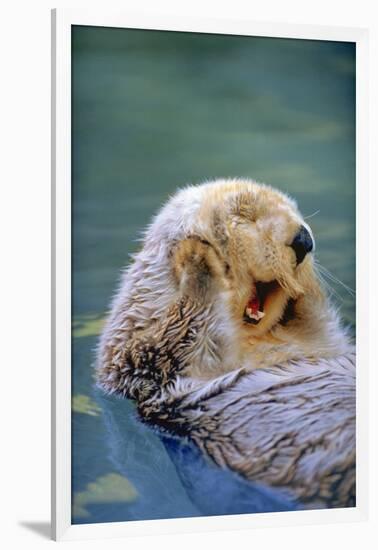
[51,8,369,541]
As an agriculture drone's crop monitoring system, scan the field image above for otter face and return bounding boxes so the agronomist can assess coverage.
[195,180,318,338]
[97,178,348,388]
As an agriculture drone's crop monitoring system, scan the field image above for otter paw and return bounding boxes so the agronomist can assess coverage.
[172,237,225,298]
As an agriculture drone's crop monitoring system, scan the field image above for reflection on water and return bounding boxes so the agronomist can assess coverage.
[98,392,298,519]
[72,26,355,524]
[72,472,137,520]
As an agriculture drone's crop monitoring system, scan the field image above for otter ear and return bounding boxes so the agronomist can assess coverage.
[211,208,230,246]
[171,237,226,299]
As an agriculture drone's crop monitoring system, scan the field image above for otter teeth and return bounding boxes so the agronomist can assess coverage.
[245,308,265,321]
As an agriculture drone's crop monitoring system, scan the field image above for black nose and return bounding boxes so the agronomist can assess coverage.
[290,225,313,265]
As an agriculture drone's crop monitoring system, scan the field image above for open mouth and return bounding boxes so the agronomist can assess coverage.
[243,280,280,325]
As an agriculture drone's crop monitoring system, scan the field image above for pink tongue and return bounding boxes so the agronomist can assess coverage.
[247,296,260,315]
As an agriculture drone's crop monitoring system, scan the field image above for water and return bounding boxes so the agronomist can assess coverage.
[72,26,355,524]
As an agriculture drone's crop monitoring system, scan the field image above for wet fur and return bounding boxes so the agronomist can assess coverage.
[96,179,355,507]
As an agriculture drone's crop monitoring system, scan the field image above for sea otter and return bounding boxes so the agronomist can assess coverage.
[96,179,355,509]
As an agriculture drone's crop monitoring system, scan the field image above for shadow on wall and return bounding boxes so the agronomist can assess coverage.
[18,522,51,540]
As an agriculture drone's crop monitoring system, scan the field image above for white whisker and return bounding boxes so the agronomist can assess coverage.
[315,266,344,303]
[316,264,355,297]
[304,209,320,220]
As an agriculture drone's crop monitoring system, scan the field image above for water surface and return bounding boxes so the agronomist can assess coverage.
[72,26,355,524]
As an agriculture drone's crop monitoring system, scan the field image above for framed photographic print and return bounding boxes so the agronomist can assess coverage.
[52,8,369,541]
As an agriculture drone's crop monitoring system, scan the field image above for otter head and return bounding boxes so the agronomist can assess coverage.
[183,179,322,344]
[100,178,350,383]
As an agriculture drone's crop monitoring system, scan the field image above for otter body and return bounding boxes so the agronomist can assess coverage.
[96,179,355,508]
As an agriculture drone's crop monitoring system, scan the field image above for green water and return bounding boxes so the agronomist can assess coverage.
[72,26,355,523]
